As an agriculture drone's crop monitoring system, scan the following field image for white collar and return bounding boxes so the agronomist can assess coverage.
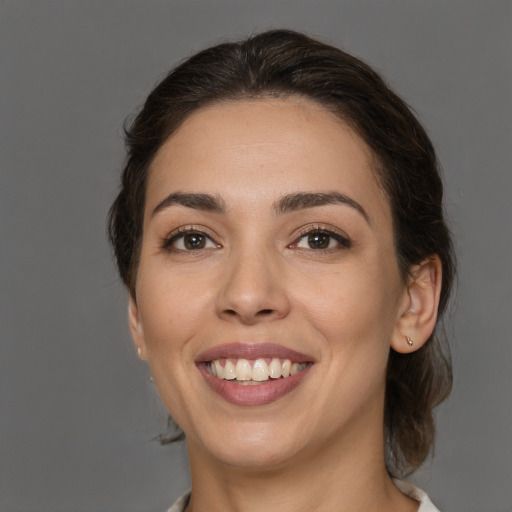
[167,481,442,512]
[394,480,442,512]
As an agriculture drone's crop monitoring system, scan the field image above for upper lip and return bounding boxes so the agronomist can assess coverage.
[195,343,313,364]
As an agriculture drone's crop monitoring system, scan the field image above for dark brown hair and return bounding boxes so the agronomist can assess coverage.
[108,29,454,476]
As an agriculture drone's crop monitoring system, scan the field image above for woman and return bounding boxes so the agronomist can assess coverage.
[109,30,454,512]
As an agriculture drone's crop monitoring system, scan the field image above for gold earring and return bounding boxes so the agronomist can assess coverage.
[406,337,414,347]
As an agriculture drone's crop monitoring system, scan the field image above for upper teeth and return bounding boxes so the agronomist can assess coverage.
[207,358,307,382]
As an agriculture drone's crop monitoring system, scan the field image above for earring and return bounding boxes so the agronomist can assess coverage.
[406,337,414,347]
[137,347,142,356]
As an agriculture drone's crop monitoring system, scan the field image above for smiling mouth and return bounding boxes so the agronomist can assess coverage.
[205,358,310,385]
[196,343,314,405]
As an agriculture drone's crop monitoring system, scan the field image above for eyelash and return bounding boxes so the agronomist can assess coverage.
[162,225,351,253]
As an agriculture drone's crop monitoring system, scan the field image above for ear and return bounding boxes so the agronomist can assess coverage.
[128,294,148,360]
[391,255,443,354]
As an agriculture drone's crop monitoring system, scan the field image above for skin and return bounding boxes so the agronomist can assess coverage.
[129,97,442,512]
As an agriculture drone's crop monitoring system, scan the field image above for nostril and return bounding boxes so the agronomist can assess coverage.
[220,305,284,323]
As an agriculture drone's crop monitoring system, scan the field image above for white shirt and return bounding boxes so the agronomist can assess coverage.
[167,481,441,511]
[394,480,442,511]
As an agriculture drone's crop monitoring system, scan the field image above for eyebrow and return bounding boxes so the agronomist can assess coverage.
[275,192,369,223]
[151,190,369,223]
[152,192,227,217]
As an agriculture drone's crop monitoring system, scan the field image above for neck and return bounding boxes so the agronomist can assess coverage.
[184,418,418,512]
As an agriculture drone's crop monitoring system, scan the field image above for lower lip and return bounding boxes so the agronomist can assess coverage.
[197,364,312,406]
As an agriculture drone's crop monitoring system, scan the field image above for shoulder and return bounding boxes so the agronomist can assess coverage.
[394,480,443,512]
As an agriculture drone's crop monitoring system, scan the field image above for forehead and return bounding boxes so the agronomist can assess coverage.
[146,97,389,221]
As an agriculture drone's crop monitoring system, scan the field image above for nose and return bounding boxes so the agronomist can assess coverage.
[216,248,291,325]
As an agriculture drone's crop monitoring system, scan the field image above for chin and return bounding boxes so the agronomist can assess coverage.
[211,443,300,471]
[189,422,307,470]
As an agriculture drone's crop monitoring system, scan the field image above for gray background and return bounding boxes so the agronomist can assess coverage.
[1,1,511,511]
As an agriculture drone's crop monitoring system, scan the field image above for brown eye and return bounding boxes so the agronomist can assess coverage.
[307,232,330,249]
[164,230,219,252]
[183,233,206,250]
[293,229,351,251]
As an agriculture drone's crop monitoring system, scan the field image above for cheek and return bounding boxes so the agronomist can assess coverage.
[134,271,213,422]
[295,266,400,344]
[136,269,214,356]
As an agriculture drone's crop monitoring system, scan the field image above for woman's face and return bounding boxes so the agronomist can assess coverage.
[130,97,410,469]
